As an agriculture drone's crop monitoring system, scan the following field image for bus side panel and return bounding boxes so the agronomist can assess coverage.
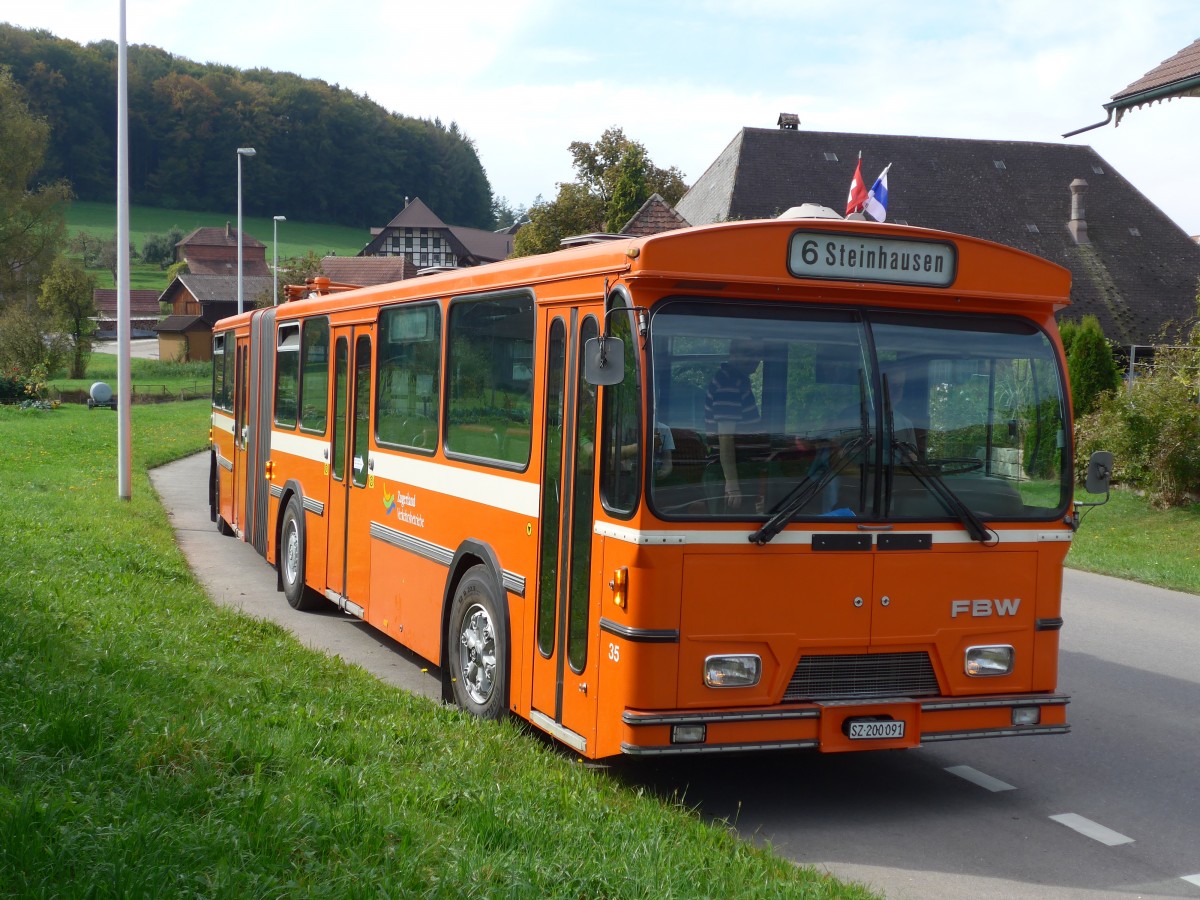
[212,411,236,528]
[1031,540,1070,691]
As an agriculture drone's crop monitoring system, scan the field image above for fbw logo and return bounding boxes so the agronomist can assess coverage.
[951,598,1021,618]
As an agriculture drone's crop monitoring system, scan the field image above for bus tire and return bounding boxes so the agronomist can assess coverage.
[280,496,317,610]
[449,566,508,720]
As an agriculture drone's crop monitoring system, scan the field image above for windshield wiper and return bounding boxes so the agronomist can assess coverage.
[892,440,993,544]
[749,433,872,545]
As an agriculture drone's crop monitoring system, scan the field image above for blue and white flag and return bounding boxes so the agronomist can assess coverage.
[865,164,890,222]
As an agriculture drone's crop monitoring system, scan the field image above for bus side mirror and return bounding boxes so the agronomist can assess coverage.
[1085,451,1113,495]
[583,336,624,386]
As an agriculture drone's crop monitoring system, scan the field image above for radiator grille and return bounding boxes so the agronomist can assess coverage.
[784,652,939,702]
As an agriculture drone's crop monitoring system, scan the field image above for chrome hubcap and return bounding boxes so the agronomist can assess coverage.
[284,521,299,585]
[457,603,496,705]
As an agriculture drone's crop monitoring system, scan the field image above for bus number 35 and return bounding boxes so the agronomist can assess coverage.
[608,643,620,663]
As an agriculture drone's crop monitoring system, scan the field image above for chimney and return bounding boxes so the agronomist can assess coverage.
[777,112,800,130]
[1068,178,1089,245]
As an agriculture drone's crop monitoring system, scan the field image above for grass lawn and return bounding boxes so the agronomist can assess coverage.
[1067,489,1200,594]
[66,200,372,292]
[0,398,870,898]
[50,355,212,401]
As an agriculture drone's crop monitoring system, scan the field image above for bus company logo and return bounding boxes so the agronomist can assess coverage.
[951,598,1021,618]
[382,488,396,515]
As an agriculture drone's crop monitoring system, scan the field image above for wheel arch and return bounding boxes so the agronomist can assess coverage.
[274,478,306,592]
[440,539,512,707]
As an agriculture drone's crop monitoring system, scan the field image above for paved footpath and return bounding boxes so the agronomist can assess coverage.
[150,451,442,702]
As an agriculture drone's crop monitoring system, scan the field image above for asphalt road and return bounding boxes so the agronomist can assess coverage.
[152,452,1200,899]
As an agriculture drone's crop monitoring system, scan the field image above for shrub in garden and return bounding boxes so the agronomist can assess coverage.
[1075,347,1200,507]
[1066,315,1121,417]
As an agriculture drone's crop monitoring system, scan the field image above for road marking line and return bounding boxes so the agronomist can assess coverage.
[1049,813,1134,846]
[1181,874,1200,888]
[945,765,1016,792]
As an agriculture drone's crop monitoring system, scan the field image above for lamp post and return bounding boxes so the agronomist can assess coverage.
[236,147,256,314]
[273,215,286,305]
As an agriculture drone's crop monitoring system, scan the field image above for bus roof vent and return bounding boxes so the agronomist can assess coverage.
[416,265,459,276]
[559,233,627,248]
[778,203,843,220]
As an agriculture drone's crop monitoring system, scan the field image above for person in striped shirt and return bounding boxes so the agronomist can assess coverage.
[704,338,767,511]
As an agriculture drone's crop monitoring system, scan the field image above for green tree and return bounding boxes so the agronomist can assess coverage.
[0,65,70,306]
[513,184,605,257]
[513,127,688,258]
[38,256,97,378]
[141,226,183,268]
[1067,315,1121,417]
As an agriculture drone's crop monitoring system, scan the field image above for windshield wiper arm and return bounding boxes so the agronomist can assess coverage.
[892,440,992,544]
[749,434,872,545]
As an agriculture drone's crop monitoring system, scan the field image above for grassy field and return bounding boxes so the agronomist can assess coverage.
[51,354,212,401]
[66,200,371,292]
[0,398,871,898]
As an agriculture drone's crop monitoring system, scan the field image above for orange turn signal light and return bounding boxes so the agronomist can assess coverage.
[610,566,628,609]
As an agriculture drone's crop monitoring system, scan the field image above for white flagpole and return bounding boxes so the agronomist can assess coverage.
[116,0,132,499]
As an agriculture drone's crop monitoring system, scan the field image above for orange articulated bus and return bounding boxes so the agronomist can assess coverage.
[210,210,1105,759]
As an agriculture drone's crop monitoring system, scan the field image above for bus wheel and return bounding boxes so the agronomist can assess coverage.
[449,566,508,720]
[280,497,317,610]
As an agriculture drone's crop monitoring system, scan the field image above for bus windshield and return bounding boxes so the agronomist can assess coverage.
[647,299,1069,523]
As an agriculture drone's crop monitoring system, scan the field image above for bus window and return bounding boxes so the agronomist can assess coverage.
[869,314,1069,517]
[274,322,301,429]
[600,294,641,516]
[537,317,567,657]
[351,335,372,488]
[649,303,872,519]
[376,303,441,453]
[299,317,330,434]
[212,331,230,411]
[568,315,599,673]
[446,291,534,466]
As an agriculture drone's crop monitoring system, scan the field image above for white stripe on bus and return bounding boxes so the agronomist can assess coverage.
[593,521,1071,546]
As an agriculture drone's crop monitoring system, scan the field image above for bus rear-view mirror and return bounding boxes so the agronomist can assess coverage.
[1085,451,1113,495]
[583,336,624,386]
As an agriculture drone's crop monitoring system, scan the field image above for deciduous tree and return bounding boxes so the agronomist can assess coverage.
[0,66,70,306]
[513,127,688,257]
[38,255,97,378]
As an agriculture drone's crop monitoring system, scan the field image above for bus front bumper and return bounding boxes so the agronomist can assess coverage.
[619,692,1069,756]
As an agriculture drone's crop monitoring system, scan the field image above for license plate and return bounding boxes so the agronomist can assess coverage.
[847,719,905,740]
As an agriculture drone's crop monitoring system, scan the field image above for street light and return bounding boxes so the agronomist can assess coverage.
[236,147,256,314]
[273,215,286,306]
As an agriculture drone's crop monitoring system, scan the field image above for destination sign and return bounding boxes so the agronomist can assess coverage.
[788,230,957,287]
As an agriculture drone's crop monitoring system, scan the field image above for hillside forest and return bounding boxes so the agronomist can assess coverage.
[0,23,496,230]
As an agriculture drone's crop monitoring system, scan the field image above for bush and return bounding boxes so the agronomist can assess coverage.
[1075,347,1200,507]
[1023,398,1062,478]
[1066,315,1121,417]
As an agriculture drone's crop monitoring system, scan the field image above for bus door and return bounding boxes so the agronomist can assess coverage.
[530,310,601,754]
[231,334,251,538]
[325,328,374,614]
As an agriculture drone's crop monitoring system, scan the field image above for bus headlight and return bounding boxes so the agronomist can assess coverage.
[704,654,761,688]
[965,645,1014,677]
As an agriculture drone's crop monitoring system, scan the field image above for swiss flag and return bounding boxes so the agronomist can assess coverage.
[846,157,868,215]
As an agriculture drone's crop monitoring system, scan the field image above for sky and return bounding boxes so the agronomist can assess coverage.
[4,1,1199,235]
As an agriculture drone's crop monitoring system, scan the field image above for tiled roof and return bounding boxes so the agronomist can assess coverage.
[445,225,513,262]
[92,289,161,317]
[177,225,266,249]
[319,256,417,286]
[174,273,273,304]
[1112,38,1200,102]
[674,127,1200,345]
[154,314,207,333]
[382,197,445,229]
[620,193,690,236]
